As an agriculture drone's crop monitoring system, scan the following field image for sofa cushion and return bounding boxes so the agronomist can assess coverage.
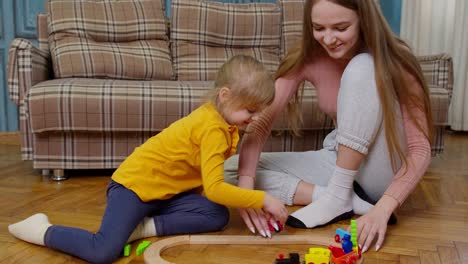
[27,79,449,133]
[27,79,333,133]
[47,0,173,80]
[29,79,208,133]
[171,0,281,81]
[37,14,49,51]
[279,0,304,58]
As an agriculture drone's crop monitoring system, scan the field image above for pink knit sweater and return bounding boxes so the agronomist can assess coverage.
[238,55,431,206]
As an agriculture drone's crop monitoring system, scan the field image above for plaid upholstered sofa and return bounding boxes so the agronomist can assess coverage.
[7,0,453,180]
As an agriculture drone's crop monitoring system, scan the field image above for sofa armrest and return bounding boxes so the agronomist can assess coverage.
[417,53,454,102]
[428,84,450,126]
[7,38,51,106]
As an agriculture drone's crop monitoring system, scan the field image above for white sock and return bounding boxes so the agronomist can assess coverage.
[127,217,156,243]
[290,166,356,228]
[313,185,374,215]
[352,192,375,215]
[8,213,52,246]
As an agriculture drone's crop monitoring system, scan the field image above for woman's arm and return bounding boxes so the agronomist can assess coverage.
[235,73,304,237]
[383,100,432,205]
[237,76,304,188]
[358,80,431,252]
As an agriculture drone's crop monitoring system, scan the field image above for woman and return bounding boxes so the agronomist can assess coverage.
[224,0,432,253]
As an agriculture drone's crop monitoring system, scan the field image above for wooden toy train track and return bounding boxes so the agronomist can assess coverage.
[143,234,363,264]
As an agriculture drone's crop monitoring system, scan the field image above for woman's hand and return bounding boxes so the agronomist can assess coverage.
[236,176,287,238]
[236,175,274,237]
[353,195,398,252]
[238,193,287,238]
[238,208,272,238]
[262,193,288,224]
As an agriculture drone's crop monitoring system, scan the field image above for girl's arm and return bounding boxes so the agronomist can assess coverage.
[200,127,265,208]
[200,127,289,224]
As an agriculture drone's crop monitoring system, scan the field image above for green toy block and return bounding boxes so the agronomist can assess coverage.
[123,244,131,257]
[350,219,358,250]
[136,240,152,256]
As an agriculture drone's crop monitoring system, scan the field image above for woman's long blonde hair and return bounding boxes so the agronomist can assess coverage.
[277,0,433,169]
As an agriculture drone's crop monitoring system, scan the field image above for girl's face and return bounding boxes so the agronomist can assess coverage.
[218,87,264,130]
[222,104,262,130]
[311,0,361,60]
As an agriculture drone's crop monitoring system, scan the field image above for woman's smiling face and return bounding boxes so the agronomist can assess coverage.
[311,0,361,60]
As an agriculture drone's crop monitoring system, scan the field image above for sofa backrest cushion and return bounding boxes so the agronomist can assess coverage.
[37,14,49,52]
[279,0,304,58]
[47,0,173,80]
[171,0,281,81]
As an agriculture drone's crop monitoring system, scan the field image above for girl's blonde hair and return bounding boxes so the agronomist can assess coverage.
[277,0,433,170]
[206,54,275,111]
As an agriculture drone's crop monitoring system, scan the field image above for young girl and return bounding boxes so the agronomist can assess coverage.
[8,55,288,263]
[225,0,432,253]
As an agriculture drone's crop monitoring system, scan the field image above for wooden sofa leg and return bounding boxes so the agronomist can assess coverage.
[51,169,67,181]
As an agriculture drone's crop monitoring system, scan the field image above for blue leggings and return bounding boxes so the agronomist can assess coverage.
[44,180,229,264]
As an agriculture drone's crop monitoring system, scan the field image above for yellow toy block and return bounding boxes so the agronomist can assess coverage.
[304,247,330,264]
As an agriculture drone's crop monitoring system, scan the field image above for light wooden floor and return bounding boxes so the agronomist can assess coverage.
[0,131,467,263]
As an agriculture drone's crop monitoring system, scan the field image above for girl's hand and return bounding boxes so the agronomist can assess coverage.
[352,195,398,252]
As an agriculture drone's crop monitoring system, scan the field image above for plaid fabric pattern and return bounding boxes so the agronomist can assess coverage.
[37,14,49,52]
[48,0,173,80]
[32,131,155,169]
[279,0,304,58]
[171,0,281,80]
[27,79,332,132]
[31,129,334,170]
[29,79,209,132]
[428,84,449,154]
[418,54,454,100]
[429,84,450,126]
[7,39,51,160]
[418,53,454,154]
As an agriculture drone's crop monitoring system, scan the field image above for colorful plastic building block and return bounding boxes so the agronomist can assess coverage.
[329,220,362,264]
[304,247,330,264]
[330,242,362,263]
[136,240,152,256]
[268,220,284,233]
[342,234,353,254]
[329,249,360,264]
[328,245,345,258]
[350,220,358,251]
[335,228,351,243]
[123,243,132,257]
